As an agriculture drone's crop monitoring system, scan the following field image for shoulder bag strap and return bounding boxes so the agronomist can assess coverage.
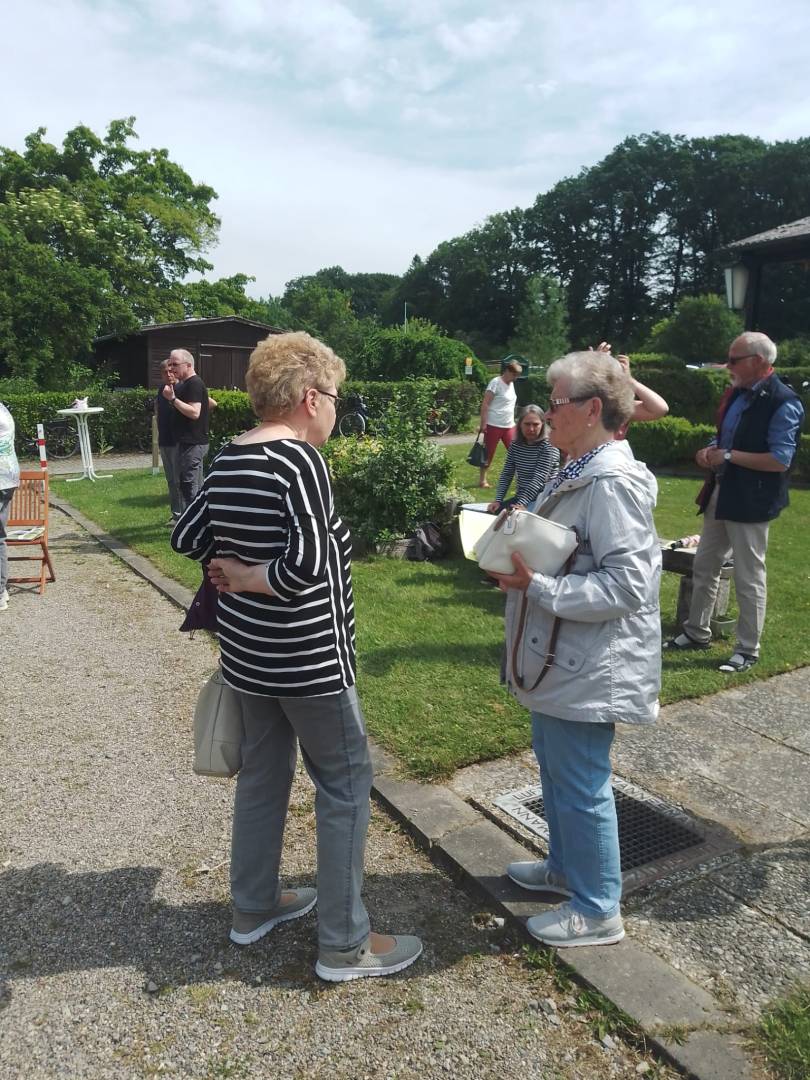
[510,546,578,692]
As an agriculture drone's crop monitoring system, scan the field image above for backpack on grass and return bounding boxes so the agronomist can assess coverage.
[406,521,446,561]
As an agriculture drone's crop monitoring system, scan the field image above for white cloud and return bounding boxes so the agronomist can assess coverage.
[436,15,521,60]
[187,41,279,74]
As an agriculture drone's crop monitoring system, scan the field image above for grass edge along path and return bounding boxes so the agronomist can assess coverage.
[754,982,810,1080]
[52,466,810,780]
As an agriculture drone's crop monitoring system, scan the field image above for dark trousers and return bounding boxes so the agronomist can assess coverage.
[177,443,208,513]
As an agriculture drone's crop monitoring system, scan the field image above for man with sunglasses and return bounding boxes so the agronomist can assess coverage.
[664,332,804,673]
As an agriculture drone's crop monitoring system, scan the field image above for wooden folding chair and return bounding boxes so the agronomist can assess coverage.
[7,470,55,594]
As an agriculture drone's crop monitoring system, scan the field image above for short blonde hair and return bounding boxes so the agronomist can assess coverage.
[546,351,635,432]
[504,360,523,375]
[246,332,346,418]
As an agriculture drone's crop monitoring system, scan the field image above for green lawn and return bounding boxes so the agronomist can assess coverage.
[756,983,810,1080]
[53,462,810,779]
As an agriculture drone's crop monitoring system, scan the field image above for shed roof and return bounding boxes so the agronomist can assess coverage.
[94,315,284,345]
[723,216,810,263]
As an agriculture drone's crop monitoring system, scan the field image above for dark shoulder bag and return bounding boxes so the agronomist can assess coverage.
[179,564,219,635]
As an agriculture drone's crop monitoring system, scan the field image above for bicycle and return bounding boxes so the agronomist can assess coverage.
[425,404,451,436]
[21,419,80,460]
[337,393,369,437]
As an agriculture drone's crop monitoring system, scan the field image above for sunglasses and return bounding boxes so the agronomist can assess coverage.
[547,395,592,413]
[727,353,759,366]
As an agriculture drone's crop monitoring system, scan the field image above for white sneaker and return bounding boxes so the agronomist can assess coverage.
[507,859,572,896]
[0,589,9,611]
[527,902,624,947]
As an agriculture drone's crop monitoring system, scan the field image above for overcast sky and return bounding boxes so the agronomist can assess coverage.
[2,0,808,298]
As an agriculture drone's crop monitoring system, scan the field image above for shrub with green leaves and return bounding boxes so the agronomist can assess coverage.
[626,416,809,482]
[323,389,465,544]
[627,417,714,467]
[646,294,743,365]
[354,318,488,386]
[776,337,810,368]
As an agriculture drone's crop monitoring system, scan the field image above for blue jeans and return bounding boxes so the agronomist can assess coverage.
[231,685,373,951]
[531,712,622,919]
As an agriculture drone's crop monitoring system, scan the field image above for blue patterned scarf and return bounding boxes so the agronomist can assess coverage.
[548,441,610,493]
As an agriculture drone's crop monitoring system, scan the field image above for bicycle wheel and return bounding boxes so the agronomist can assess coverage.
[426,408,451,436]
[339,411,366,437]
[45,423,80,459]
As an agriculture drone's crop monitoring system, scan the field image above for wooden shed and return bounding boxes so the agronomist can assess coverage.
[93,316,284,390]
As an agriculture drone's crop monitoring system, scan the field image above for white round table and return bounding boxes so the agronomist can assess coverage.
[56,407,112,482]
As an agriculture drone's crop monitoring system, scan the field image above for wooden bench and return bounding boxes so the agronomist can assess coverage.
[660,542,734,637]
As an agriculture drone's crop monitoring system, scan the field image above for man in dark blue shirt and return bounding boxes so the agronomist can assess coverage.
[664,332,804,673]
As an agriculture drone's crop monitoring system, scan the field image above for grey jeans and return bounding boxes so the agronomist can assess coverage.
[177,443,208,513]
[231,685,373,951]
[0,487,14,593]
[159,444,183,521]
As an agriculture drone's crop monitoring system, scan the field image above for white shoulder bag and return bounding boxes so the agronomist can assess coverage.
[473,507,578,576]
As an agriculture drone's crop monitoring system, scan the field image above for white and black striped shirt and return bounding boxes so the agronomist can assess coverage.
[495,439,560,506]
[172,439,355,697]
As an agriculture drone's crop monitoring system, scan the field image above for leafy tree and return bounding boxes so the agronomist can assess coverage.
[508,274,570,365]
[284,266,401,320]
[176,273,292,328]
[0,118,219,382]
[646,294,742,365]
[282,281,368,362]
[0,219,107,384]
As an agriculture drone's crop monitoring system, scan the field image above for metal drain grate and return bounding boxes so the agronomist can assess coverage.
[494,776,717,886]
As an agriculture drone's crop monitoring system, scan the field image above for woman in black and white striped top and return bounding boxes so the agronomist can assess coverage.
[172,332,422,982]
[487,404,560,513]
[174,436,355,696]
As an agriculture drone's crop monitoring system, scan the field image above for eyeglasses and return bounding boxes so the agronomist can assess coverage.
[547,395,592,413]
[727,353,759,366]
[313,388,342,406]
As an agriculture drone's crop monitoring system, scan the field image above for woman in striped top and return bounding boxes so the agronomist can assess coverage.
[172,332,422,982]
[487,405,561,513]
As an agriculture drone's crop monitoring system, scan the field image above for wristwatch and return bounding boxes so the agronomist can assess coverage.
[723,450,732,463]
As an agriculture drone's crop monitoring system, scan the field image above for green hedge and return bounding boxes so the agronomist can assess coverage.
[516,367,728,425]
[626,416,809,482]
[6,389,155,454]
[339,378,479,434]
[7,379,479,454]
[626,352,685,369]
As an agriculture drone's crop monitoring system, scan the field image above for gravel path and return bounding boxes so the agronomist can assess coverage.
[0,509,674,1079]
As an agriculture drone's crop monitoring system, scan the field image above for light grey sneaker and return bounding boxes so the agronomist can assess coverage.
[229,888,317,945]
[0,589,8,611]
[507,859,572,896]
[315,934,423,982]
[527,902,624,948]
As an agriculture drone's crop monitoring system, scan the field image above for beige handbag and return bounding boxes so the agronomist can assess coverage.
[193,669,244,778]
[474,507,579,576]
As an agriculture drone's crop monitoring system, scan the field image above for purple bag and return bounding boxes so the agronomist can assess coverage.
[179,566,219,634]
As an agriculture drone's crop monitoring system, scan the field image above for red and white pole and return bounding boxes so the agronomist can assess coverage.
[36,423,48,469]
